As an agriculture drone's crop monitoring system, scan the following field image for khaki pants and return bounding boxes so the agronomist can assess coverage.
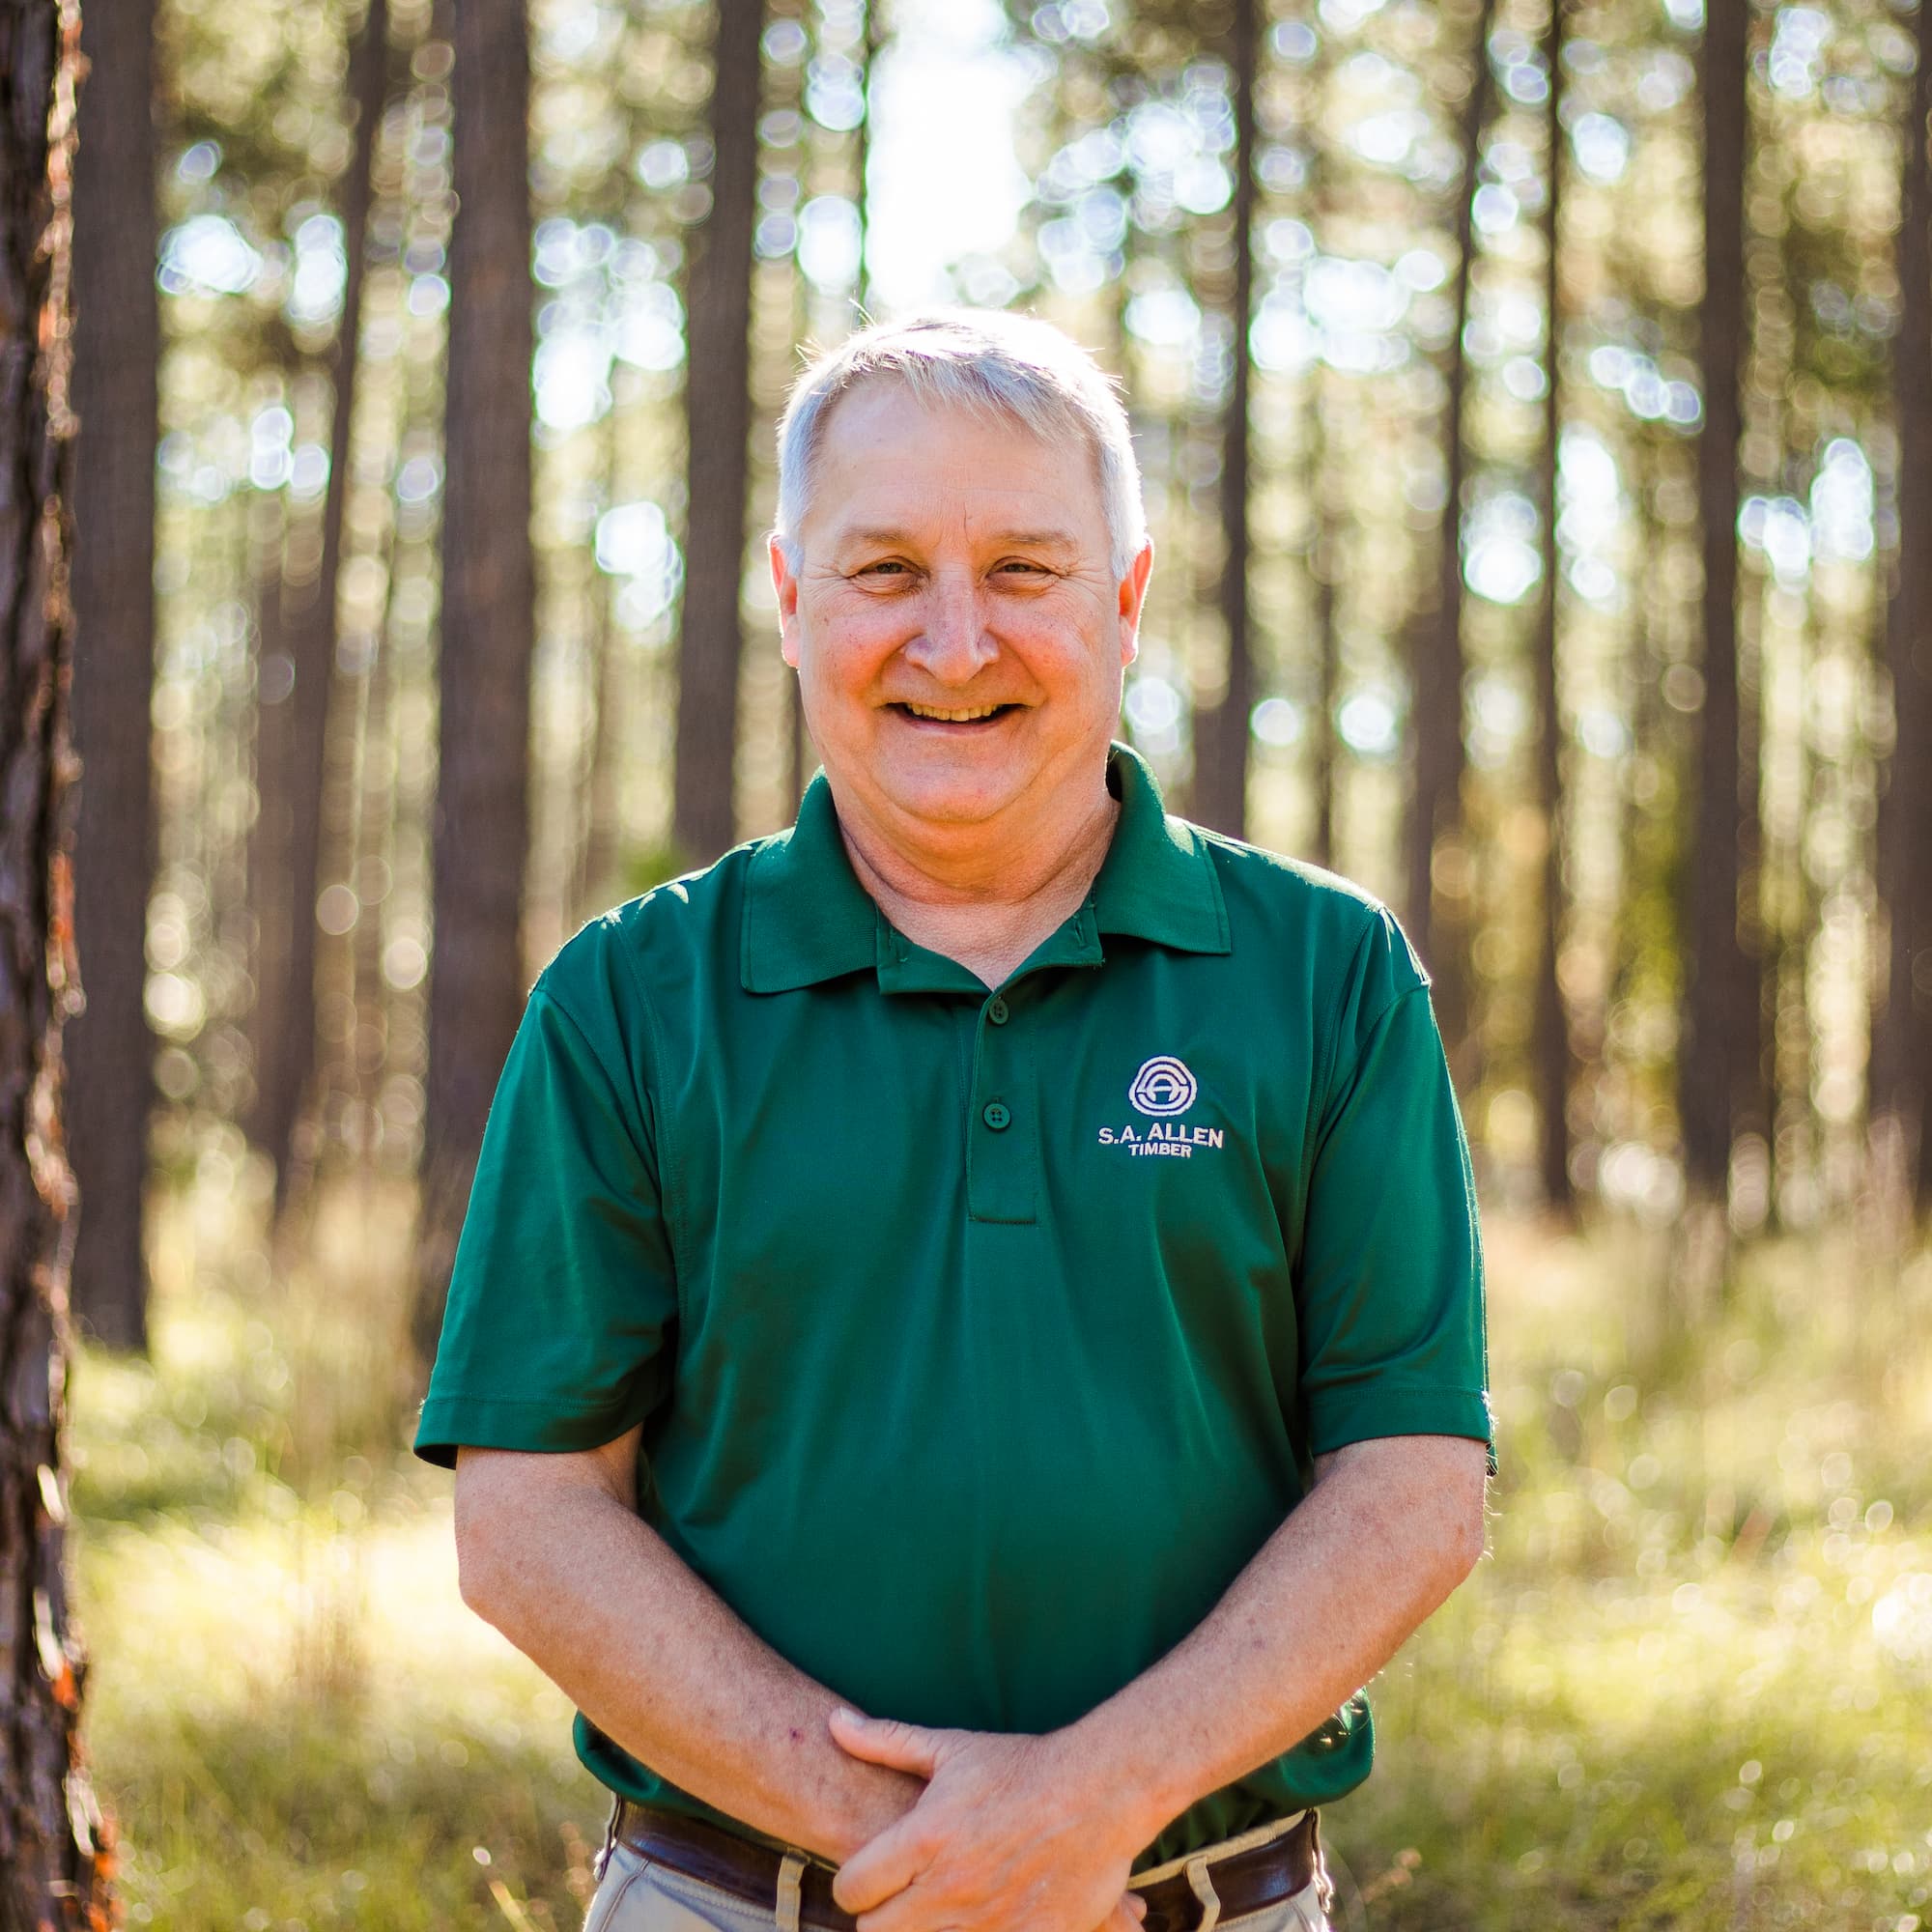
[582,1812,1335,1932]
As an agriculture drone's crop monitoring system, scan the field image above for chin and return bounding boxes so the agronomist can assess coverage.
[879,760,1024,826]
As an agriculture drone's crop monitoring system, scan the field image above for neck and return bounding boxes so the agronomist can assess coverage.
[828,760,1122,982]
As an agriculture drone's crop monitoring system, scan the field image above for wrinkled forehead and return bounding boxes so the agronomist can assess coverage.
[807,373,1111,538]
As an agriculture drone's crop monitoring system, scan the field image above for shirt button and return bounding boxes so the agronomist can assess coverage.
[987,996,1009,1025]
[981,1100,1011,1131]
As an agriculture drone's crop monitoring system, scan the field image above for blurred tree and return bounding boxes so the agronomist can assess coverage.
[784,0,878,813]
[1409,0,1496,1069]
[1875,0,1932,1211]
[414,0,535,1365]
[1303,30,1339,877]
[249,0,388,1212]
[0,0,113,1913]
[104,0,1932,1241]
[673,0,764,865]
[1681,0,1756,1205]
[1189,0,1258,838]
[67,0,158,1350]
[742,0,814,839]
[1529,0,1571,1217]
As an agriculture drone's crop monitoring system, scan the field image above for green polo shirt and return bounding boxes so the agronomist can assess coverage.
[415,739,1492,1870]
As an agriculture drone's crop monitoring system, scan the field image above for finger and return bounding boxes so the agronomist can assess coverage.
[1103,1896,1147,1932]
[833,1817,929,1917]
[828,1708,951,1779]
[856,1879,954,1932]
[1124,1891,1149,1923]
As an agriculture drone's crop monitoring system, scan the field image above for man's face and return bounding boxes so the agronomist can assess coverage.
[772,380,1152,837]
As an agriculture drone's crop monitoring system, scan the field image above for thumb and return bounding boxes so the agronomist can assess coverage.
[827,1707,954,1777]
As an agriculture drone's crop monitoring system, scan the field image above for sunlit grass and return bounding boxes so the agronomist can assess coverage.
[1331,1218,1932,1930]
[71,1170,1932,1930]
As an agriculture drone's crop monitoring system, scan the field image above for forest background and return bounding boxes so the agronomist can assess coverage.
[1,0,1929,1925]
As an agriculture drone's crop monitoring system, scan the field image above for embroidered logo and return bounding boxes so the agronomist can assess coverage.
[1127,1055,1197,1118]
[1097,1056,1223,1158]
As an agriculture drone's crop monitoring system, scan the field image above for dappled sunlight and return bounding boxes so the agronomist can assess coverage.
[69,1175,1932,1929]
[73,1241,597,1928]
[1324,1217,1932,1928]
[33,1,1932,1924]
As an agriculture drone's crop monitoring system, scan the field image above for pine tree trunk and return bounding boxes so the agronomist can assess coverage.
[66,0,156,1350]
[251,0,387,1209]
[1310,501,1337,869]
[1874,2,1932,1208]
[1531,0,1572,1215]
[855,0,877,320]
[1307,43,1337,873]
[1409,0,1494,1059]
[1191,0,1258,838]
[0,0,112,1914]
[1680,0,1754,1202]
[672,0,763,866]
[578,527,621,919]
[413,0,535,1365]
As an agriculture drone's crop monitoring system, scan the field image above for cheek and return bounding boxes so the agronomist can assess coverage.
[798,599,907,697]
[1010,620,1117,703]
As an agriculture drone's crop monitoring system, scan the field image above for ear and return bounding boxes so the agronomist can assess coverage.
[771,535,802,668]
[1117,540,1153,668]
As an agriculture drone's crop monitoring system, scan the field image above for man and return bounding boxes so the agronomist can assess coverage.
[415,310,1492,1932]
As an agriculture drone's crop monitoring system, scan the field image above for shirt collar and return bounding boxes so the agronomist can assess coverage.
[1089,738,1231,955]
[741,738,1229,995]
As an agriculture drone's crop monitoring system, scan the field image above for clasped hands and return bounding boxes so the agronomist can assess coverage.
[826,1706,1152,1932]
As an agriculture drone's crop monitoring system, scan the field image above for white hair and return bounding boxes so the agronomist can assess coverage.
[772,309,1148,580]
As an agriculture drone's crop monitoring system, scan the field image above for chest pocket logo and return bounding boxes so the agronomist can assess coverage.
[1128,1056,1198,1118]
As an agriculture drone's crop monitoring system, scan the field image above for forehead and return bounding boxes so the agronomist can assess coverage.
[807,379,1108,542]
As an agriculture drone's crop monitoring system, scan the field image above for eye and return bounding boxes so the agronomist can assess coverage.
[995,558,1052,576]
[857,558,911,578]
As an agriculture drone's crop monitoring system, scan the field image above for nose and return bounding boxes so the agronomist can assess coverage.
[903,565,996,686]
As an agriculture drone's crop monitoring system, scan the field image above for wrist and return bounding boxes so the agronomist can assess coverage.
[812,1765,924,1864]
[1042,1703,1186,1863]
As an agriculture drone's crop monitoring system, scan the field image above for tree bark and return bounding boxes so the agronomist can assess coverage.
[413,0,535,1365]
[250,0,387,1210]
[672,0,763,866]
[0,0,113,1915]
[1409,0,1494,1062]
[1310,505,1337,869]
[1306,41,1337,872]
[1679,0,1755,1202]
[1191,0,1258,838]
[1531,0,1572,1215]
[1873,0,1932,1208]
[66,0,156,1349]
[578,462,621,921]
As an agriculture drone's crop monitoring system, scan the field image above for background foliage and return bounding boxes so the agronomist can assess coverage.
[50,0,1932,1925]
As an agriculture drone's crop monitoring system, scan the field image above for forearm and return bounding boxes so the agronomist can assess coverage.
[457,1461,922,1862]
[1059,1435,1489,1851]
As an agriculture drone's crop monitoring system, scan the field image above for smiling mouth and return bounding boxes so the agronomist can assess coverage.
[889,702,1024,726]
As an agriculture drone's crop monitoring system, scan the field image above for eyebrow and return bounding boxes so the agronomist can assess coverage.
[836,525,1082,553]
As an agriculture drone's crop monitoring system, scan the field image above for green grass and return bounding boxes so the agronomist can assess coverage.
[71,1165,1932,1930]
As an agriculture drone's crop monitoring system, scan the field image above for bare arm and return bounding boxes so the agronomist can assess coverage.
[453,1429,923,1863]
[829,1433,1490,1932]
[1056,1431,1490,1843]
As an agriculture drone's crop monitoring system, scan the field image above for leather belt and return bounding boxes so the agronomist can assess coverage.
[611,1800,1321,1932]
[613,1804,852,1931]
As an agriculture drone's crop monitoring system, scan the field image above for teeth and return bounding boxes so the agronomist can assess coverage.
[902,703,1005,722]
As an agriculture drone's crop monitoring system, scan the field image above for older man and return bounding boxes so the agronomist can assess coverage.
[415,310,1492,1932]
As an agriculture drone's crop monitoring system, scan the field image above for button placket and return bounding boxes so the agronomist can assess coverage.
[967,996,1034,1223]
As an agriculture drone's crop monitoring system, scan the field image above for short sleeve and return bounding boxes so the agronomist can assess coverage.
[1293,908,1494,1473]
[412,949,678,1471]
